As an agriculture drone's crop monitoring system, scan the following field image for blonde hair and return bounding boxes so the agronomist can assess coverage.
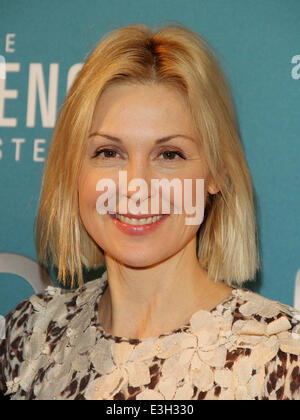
[35,22,259,288]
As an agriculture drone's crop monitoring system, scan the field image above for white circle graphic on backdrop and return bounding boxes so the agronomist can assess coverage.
[0,253,53,293]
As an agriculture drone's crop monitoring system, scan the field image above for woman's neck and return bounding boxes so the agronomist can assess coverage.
[98,238,233,340]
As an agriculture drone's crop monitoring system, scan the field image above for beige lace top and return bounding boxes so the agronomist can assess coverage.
[1,270,300,400]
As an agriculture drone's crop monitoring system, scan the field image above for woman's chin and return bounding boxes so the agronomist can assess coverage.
[108,251,170,269]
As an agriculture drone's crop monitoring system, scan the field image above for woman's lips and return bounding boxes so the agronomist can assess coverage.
[109,213,170,236]
[110,213,165,219]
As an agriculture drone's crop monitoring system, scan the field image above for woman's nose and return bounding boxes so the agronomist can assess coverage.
[122,159,153,202]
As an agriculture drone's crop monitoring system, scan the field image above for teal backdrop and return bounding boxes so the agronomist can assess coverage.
[0,0,299,316]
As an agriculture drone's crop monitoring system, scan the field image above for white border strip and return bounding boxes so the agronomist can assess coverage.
[294,270,300,311]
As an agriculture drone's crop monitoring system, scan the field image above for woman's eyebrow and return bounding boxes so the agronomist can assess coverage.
[88,132,196,144]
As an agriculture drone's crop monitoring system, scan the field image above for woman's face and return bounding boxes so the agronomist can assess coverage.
[78,82,218,267]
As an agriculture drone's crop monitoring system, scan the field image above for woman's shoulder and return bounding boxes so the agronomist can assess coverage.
[221,288,300,399]
[3,274,106,338]
[0,275,106,396]
[225,288,300,356]
[230,288,300,335]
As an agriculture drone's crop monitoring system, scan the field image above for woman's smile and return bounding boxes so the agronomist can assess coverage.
[109,212,170,236]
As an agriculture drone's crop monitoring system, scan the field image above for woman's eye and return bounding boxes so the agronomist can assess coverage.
[93,148,120,159]
[159,150,186,160]
[92,148,186,160]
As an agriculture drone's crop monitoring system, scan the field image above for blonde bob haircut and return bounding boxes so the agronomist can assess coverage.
[35,22,259,288]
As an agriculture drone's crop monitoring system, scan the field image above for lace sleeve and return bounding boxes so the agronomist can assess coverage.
[0,298,35,397]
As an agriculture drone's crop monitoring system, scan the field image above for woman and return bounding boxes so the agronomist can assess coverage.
[1,23,300,400]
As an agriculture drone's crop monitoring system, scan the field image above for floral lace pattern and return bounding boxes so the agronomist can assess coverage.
[1,270,300,400]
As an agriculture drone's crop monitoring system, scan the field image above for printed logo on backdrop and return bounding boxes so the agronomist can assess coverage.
[0,253,53,293]
[291,55,300,80]
[0,253,53,332]
[0,33,83,163]
[0,55,5,80]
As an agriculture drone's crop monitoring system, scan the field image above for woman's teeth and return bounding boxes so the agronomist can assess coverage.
[115,214,164,225]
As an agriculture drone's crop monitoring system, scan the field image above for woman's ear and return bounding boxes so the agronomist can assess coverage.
[207,177,220,195]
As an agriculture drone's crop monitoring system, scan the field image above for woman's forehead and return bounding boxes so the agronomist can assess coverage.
[90,83,197,139]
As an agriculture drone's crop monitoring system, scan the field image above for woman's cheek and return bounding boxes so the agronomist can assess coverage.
[79,173,100,216]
